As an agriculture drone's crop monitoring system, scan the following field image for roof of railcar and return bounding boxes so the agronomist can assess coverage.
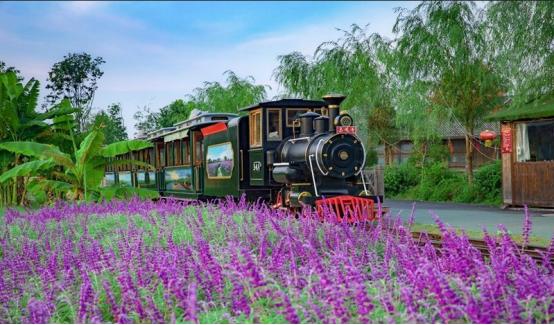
[240,98,326,111]
[147,111,238,141]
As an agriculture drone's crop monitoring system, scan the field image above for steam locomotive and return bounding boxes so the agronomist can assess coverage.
[104,94,383,220]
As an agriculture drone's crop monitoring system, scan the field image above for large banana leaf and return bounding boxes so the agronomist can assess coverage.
[0,72,23,100]
[27,178,74,205]
[39,99,79,119]
[101,139,153,158]
[0,150,13,171]
[0,159,55,183]
[0,142,74,169]
[33,179,73,192]
[76,130,104,167]
[83,157,106,188]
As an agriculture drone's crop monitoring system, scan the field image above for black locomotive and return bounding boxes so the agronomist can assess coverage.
[104,94,383,220]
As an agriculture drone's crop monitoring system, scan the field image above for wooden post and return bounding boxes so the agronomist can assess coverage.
[500,122,513,205]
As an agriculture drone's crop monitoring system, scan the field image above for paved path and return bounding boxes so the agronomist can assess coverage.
[385,200,554,239]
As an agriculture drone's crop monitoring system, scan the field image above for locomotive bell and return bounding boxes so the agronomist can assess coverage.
[322,93,346,132]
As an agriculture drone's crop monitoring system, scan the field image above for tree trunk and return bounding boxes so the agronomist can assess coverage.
[384,144,394,166]
[465,133,474,184]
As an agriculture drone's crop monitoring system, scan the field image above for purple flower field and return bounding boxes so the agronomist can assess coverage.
[1,197,553,323]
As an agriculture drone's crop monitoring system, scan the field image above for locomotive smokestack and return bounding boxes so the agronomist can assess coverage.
[322,93,346,132]
[314,115,329,134]
[299,111,319,137]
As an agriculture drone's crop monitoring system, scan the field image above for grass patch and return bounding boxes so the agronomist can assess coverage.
[411,222,551,247]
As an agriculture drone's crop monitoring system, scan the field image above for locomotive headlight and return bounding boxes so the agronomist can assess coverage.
[335,113,353,126]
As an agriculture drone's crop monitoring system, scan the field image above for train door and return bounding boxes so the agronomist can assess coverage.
[193,130,204,193]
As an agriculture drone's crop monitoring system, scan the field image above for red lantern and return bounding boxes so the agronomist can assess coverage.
[479,129,497,147]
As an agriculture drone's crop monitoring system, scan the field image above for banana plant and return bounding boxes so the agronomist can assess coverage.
[0,129,158,204]
[0,71,78,205]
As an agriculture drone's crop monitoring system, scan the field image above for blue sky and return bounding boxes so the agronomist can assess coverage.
[0,1,415,136]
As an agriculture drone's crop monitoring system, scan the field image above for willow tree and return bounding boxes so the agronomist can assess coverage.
[485,1,553,104]
[194,70,269,113]
[394,1,505,182]
[134,71,268,134]
[274,24,400,165]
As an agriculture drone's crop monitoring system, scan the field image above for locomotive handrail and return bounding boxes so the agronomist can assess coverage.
[240,149,244,181]
[315,138,329,175]
[353,134,365,176]
[360,170,369,194]
[308,154,320,197]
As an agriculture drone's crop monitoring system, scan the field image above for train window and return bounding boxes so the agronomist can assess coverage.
[175,140,182,165]
[165,142,172,166]
[266,109,282,141]
[193,131,203,166]
[183,139,191,164]
[286,108,309,127]
[249,109,262,147]
[158,144,165,168]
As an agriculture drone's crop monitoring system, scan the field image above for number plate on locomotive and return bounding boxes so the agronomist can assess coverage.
[336,126,357,134]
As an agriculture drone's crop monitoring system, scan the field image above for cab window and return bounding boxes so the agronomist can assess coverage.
[286,108,309,127]
[249,109,262,147]
[266,109,282,141]
[314,108,328,116]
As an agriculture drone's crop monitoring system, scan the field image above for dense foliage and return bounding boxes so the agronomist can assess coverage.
[394,2,505,182]
[0,71,156,207]
[0,198,552,323]
[385,160,502,205]
[274,25,399,164]
[90,103,128,144]
[274,1,552,184]
[134,71,268,135]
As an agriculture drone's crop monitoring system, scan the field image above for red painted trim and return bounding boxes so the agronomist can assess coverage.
[316,195,375,222]
[201,122,227,137]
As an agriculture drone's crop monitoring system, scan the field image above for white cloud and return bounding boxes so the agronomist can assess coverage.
[61,1,107,15]
[1,2,416,136]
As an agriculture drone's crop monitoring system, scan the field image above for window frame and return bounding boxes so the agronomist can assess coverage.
[266,109,283,141]
[193,131,203,166]
[175,139,182,166]
[286,108,309,127]
[516,119,554,162]
[313,107,328,116]
[183,138,191,165]
[249,109,263,148]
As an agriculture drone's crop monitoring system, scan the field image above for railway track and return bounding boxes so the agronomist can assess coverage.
[410,230,553,265]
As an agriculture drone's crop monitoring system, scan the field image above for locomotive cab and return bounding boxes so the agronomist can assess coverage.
[243,94,382,221]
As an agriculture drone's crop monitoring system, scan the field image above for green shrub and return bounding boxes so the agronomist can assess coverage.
[384,160,502,206]
[453,183,478,203]
[429,176,466,201]
[384,163,420,196]
[472,160,502,204]
[365,147,379,167]
[415,162,458,200]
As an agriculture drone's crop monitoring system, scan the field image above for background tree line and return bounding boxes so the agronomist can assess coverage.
[274,1,552,183]
[0,0,551,207]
